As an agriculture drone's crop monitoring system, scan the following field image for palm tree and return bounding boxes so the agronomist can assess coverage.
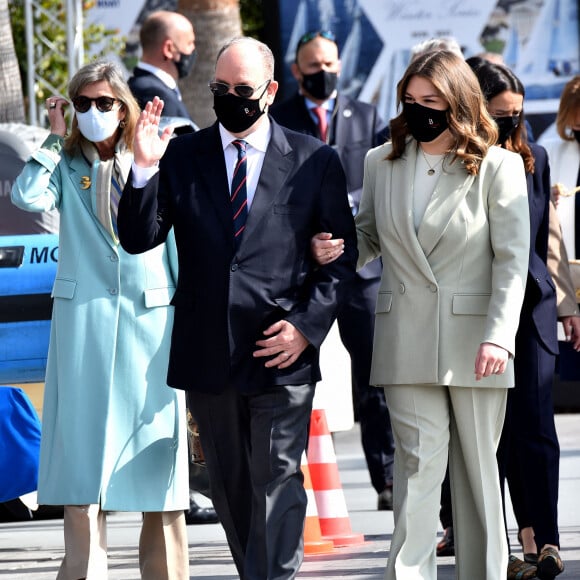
[0,0,25,122]
[177,0,242,128]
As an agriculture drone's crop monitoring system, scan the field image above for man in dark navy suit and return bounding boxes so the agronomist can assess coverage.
[271,30,395,510]
[118,37,357,579]
[128,10,195,119]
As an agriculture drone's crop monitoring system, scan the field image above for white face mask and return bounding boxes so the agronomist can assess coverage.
[76,107,120,143]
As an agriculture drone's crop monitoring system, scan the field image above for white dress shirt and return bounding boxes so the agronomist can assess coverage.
[135,61,180,98]
[218,120,271,210]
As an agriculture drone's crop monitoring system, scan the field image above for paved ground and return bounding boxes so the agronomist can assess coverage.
[1,414,578,579]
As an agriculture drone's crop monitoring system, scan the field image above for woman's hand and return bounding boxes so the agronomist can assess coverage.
[133,97,174,168]
[474,342,509,380]
[311,232,344,265]
[560,315,580,351]
[45,97,69,137]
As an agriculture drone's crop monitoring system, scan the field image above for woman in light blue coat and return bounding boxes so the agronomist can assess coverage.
[11,61,189,580]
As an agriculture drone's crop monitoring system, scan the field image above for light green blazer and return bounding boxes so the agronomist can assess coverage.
[356,141,530,388]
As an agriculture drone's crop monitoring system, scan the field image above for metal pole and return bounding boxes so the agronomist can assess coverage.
[24,0,36,126]
[67,0,84,79]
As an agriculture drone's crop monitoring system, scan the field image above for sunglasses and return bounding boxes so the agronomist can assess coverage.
[296,30,336,51]
[72,95,120,113]
[208,79,271,99]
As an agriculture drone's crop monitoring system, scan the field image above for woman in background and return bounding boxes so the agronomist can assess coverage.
[468,58,578,580]
[539,75,580,383]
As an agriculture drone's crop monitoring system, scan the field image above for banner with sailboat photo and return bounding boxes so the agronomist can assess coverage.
[277,0,579,140]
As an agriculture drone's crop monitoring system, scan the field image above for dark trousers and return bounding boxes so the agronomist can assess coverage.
[188,383,315,580]
[497,319,560,550]
[337,274,394,493]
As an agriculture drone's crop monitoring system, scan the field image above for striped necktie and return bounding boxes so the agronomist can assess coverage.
[231,140,248,247]
[110,174,122,237]
[109,156,125,238]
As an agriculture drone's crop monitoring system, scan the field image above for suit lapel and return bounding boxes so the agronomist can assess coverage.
[240,121,293,249]
[417,157,474,257]
[390,145,436,278]
[67,154,116,249]
[193,125,235,243]
[332,95,349,148]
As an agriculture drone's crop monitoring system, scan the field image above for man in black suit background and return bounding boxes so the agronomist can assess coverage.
[129,9,215,527]
[271,30,395,510]
[118,37,357,579]
[128,10,195,120]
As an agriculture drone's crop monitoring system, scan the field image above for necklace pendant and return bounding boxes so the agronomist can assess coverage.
[427,168,435,176]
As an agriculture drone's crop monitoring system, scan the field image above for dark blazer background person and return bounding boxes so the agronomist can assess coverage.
[128,10,195,119]
[271,30,395,510]
[118,37,357,579]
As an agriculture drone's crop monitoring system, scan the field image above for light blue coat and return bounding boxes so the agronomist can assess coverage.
[11,135,188,511]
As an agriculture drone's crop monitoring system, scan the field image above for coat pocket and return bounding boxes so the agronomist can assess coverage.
[452,293,491,315]
[144,286,176,308]
[51,278,76,300]
[375,291,393,313]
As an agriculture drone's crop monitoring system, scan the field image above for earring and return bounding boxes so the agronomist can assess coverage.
[119,120,126,128]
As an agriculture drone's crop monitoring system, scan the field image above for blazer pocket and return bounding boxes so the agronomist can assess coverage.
[452,293,491,315]
[52,278,76,300]
[144,286,176,308]
[375,291,393,313]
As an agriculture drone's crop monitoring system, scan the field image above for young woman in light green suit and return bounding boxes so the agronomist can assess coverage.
[315,50,530,579]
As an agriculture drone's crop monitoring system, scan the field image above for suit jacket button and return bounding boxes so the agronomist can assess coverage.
[399,283,405,294]
[109,288,118,295]
[429,284,437,293]
[231,263,238,272]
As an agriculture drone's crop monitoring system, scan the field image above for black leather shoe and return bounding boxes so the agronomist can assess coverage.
[377,485,394,511]
[185,498,219,525]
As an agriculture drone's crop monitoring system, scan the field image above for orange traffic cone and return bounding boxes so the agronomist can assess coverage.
[307,408,365,547]
[301,452,335,554]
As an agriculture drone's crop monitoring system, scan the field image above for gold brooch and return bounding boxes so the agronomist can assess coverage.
[80,176,91,190]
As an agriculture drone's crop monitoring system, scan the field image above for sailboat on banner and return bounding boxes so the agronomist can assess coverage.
[284,0,308,67]
[338,6,362,96]
[317,0,336,30]
[515,0,579,97]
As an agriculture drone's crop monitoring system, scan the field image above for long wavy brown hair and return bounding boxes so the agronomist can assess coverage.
[388,50,498,175]
[466,57,534,174]
[64,60,141,154]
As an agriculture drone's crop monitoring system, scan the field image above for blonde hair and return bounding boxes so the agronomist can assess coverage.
[65,60,141,153]
[410,37,463,62]
[389,50,498,175]
[555,75,580,141]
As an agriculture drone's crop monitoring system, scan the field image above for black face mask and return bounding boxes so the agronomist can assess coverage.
[574,129,580,144]
[301,69,338,101]
[213,83,268,133]
[493,115,520,145]
[403,101,449,143]
[174,50,196,79]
